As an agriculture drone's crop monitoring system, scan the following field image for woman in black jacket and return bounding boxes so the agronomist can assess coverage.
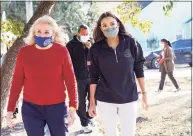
[88,11,148,136]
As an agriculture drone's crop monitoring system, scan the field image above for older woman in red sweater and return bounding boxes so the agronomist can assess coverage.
[6,15,78,136]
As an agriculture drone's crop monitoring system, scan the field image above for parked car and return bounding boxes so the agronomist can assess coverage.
[144,39,192,69]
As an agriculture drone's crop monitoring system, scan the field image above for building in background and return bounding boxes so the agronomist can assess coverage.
[124,1,192,54]
[182,18,192,39]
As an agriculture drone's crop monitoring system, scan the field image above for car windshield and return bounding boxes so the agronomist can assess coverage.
[172,40,192,49]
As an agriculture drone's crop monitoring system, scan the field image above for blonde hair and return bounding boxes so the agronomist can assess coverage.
[24,15,66,45]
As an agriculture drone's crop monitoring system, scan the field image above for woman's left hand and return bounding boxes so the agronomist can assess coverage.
[142,94,148,111]
[67,109,76,127]
[159,58,165,64]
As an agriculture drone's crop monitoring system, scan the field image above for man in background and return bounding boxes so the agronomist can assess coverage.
[66,25,93,134]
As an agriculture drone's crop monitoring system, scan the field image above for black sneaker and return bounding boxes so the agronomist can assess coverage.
[174,88,181,92]
[155,89,162,92]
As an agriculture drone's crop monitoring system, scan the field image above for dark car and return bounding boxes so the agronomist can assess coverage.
[144,39,192,69]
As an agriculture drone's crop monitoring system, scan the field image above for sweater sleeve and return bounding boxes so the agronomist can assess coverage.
[131,38,145,78]
[62,47,78,109]
[88,46,99,84]
[7,48,25,111]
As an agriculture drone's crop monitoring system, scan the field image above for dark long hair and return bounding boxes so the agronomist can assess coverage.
[93,11,128,42]
[161,39,172,47]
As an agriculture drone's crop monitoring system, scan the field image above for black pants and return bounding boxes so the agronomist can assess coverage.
[22,100,67,136]
[76,79,93,127]
[159,68,179,90]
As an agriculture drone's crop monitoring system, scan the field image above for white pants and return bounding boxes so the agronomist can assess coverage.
[97,101,137,136]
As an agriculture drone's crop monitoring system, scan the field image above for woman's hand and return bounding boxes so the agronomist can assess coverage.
[159,58,165,64]
[89,98,97,117]
[153,53,160,58]
[142,94,148,111]
[6,111,14,128]
[67,109,76,127]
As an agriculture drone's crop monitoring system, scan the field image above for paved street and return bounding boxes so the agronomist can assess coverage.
[1,64,191,136]
[144,64,191,79]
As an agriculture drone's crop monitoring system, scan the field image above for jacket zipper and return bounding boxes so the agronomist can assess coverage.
[114,49,118,63]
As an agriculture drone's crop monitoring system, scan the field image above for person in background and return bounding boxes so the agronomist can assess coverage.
[88,11,148,136]
[66,25,93,134]
[6,15,78,136]
[154,39,180,92]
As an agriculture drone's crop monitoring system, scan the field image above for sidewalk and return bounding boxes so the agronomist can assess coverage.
[1,90,191,136]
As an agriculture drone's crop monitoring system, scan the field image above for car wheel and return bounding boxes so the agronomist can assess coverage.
[152,58,160,69]
[189,63,192,67]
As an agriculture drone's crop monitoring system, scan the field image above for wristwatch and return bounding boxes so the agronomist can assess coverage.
[69,106,76,110]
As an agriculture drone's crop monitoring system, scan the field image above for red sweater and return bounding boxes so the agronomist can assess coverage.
[7,43,78,111]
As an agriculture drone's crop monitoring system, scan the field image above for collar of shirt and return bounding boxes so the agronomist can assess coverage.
[101,35,126,50]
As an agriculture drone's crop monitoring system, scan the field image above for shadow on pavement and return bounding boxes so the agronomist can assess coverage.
[69,130,84,136]
[136,117,148,123]
[1,122,24,136]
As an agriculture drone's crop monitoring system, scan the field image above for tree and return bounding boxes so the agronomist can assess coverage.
[1,1,39,49]
[0,0,2,120]
[1,1,41,24]
[1,1,26,23]
[0,1,46,51]
[1,1,56,126]
[51,1,99,39]
[163,1,175,16]
[115,0,175,34]
[1,20,24,49]
[146,36,159,50]
[115,1,152,34]
[84,2,100,33]
[1,1,99,42]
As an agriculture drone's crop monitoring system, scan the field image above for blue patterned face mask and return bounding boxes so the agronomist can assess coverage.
[34,36,52,47]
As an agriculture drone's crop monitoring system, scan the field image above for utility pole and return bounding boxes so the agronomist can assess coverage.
[25,1,33,23]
